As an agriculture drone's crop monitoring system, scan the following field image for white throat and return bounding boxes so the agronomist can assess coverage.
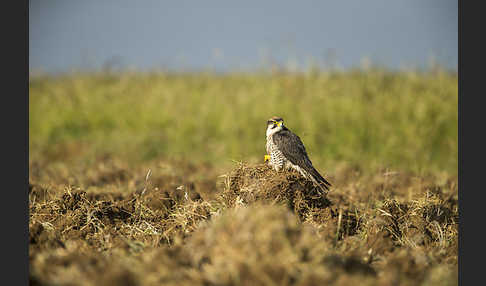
[266,124,283,138]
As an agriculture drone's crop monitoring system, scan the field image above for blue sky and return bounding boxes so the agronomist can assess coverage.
[29,0,458,73]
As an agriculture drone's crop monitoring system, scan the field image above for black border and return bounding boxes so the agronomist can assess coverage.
[459,0,482,285]
[3,0,29,284]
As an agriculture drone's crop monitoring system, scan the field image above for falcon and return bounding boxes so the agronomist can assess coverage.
[264,116,331,191]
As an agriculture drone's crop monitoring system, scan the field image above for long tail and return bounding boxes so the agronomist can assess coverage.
[307,165,332,192]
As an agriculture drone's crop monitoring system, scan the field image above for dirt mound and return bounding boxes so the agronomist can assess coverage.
[220,163,332,217]
[186,205,376,286]
[377,192,458,252]
[29,185,214,254]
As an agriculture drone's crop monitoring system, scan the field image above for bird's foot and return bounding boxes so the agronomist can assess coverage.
[264,155,271,162]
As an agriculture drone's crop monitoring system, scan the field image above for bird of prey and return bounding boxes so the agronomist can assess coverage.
[265,116,331,191]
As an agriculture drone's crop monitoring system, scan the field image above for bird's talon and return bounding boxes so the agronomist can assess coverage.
[264,155,271,162]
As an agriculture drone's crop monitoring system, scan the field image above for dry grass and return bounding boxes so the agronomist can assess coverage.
[29,157,457,286]
[220,162,332,215]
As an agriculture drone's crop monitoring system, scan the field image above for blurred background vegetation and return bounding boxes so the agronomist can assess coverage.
[29,67,457,176]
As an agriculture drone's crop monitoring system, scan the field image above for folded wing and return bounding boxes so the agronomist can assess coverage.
[272,129,331,190]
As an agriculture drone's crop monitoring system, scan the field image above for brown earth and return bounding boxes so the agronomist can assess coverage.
[29,157,458,286]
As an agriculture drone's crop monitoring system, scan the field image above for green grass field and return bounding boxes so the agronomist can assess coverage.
[29,68,457,175]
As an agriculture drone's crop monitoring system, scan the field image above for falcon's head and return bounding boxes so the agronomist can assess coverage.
[266,116,285,137]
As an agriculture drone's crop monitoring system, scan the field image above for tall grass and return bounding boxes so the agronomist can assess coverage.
[29,68,457,175]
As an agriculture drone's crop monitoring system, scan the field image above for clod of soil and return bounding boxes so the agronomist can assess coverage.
[220,163,332,217]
